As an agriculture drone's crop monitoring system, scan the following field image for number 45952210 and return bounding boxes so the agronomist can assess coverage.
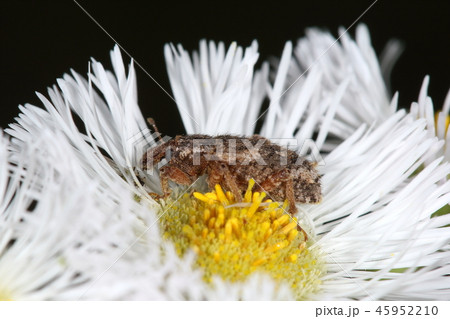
[375,305,438,316]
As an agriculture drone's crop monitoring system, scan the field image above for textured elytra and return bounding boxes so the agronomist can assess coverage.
[142,134,321,214]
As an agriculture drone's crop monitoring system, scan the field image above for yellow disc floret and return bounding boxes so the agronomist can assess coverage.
[160,179,324,300]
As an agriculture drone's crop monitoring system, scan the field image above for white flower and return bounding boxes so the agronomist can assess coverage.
[164,25,450,300]
[3,24,450,300]
[409,77,450,164]
[5,47,290,300]
[0,128,142,300]
[290,24,450,165]
[165,40,267,135]
[292,24,399,129]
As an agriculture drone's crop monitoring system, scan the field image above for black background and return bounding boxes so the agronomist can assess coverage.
[1,0,449,136]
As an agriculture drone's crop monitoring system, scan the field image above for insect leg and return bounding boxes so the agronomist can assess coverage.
[222,165,243,202]
[285,177,298,215]
[257,168,289,193]
[286,178,308,240]
[159,166,172,198]
[207,163,243,202]
[159,165,194,198]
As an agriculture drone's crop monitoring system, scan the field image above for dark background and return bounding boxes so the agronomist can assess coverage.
[1,0,449,136]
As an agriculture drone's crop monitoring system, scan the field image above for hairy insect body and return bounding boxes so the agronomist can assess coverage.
[142,134,321,215]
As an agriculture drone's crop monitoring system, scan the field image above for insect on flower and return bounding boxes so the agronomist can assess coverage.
[141,118,322,215]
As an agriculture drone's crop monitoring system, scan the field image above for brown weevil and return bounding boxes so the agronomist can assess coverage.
[141,118,321,215]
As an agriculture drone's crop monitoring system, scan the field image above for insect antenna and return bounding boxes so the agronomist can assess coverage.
[147,117,163,142]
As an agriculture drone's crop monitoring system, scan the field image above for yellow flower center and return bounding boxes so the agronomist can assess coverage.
[160,179,324,300]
